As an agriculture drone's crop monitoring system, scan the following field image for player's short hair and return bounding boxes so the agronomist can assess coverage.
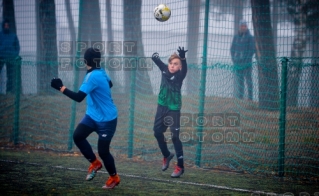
[168,52,181,63]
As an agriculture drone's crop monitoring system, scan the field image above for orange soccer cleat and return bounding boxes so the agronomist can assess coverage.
[86,159,102,181]
[102,174,120,189]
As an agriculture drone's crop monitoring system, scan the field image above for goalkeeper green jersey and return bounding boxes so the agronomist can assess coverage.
[152,57,187,110]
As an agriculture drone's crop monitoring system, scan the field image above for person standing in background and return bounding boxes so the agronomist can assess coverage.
[230,20,255,100]
[0,19,21,94]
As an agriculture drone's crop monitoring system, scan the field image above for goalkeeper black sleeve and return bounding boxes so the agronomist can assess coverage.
[63,89,87,102]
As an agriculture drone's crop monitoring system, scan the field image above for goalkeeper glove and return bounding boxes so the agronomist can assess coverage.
[177,46,188,59]
[152,52,160,60]
[51,78,63,91]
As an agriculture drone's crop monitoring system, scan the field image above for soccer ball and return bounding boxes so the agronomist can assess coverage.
[154,4,171,22]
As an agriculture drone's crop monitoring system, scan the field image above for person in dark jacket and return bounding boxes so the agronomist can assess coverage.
[0,19,21,93]
[230,20,255,100]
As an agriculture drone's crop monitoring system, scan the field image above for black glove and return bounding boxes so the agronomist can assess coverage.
[152,52,160,60]
[177,46,188,59]
[51,78,63,91]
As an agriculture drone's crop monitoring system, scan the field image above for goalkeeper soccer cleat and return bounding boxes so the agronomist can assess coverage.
[162,152,174,171]
[171,165,184,178]
[102,174,120,189]
[86,159,102,181]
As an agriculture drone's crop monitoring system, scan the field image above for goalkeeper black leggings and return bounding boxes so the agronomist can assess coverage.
[73,122,117,176]
[153,105,184,168]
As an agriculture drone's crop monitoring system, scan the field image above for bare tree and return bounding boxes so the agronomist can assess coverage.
[305,0,319,107]
[36,0,58,94]
[65,0,76,44]
[309,31,319,108]
[77,0,103,87]
[233,0,244,35]
[310,51,319,110]
[281,0,319,107]
[123,0,152,95]
[106,0,113,44]
[65,0,76,76]
[286,0,308,107]
[251,0,279,110]
[105,0,117,86]
[185,0,201,95]
[272,0,278,50]
[78,0,102,45]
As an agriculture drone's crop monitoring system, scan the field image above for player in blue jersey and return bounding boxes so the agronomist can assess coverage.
[50,48,120,189]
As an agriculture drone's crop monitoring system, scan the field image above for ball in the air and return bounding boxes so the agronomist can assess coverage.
[154,4,171,22]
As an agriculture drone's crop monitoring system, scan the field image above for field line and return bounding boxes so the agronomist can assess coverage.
[1,159,274,195]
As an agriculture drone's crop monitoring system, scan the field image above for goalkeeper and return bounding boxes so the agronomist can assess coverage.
[50,48,120,189]
[151,47,188,178]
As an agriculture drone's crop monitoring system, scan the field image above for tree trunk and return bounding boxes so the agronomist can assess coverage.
[272,0,278,51]
[287,0,308,107]
[65,0,76,43]
[304,0,319,107]
[106,0,113,43]
[64,0,77,89]
[233,0,244,35]
[77,0,103,88]
[65,0,76,63]
[123,0,152,95]
[309,28,319,108]
[36,0,58,94]
[2,0,16,34]
[251,0,279,110]
[78,0,102,46]
[105,0,118,87]
[185,0,201,95]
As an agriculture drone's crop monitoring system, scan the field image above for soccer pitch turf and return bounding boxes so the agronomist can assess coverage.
[0,148,318,195]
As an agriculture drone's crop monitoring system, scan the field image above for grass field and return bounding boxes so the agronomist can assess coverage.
[1,93,318,176]
[0,93,318,195]
[1,148,319,196]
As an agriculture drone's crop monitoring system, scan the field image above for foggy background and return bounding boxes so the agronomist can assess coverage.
[0,0,314,106]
